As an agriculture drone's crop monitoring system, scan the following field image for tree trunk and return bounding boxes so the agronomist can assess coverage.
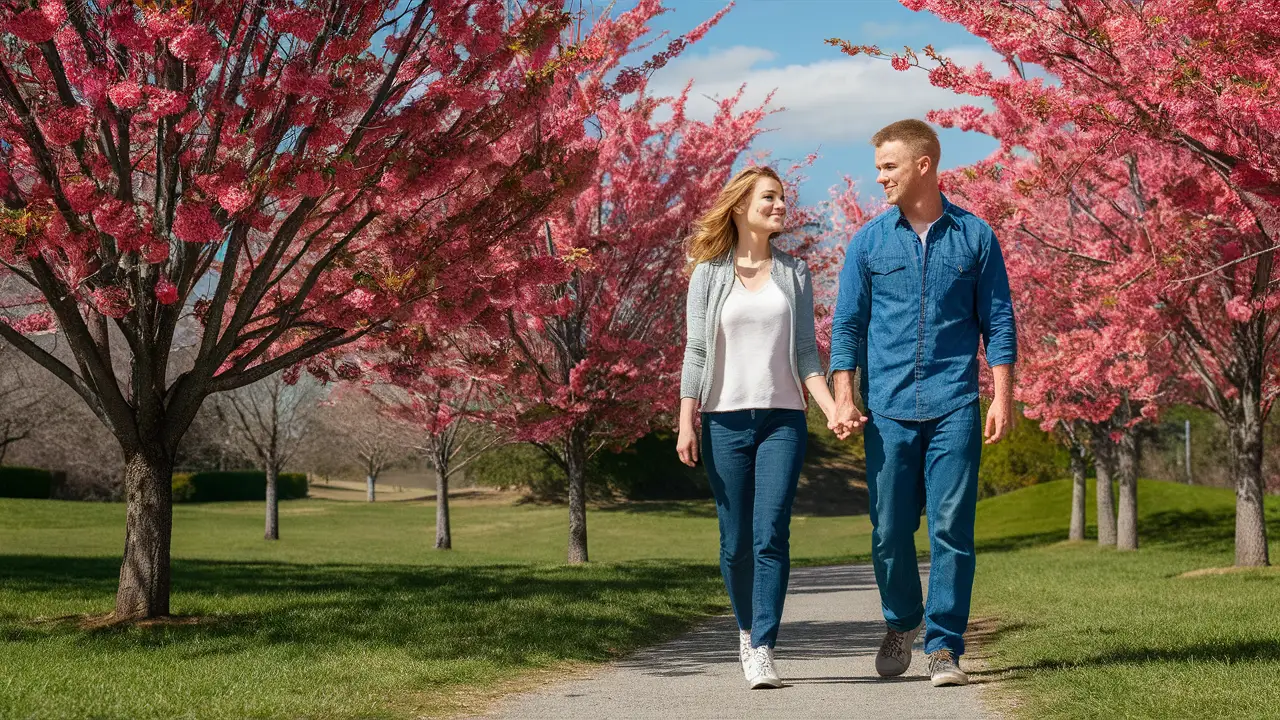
[565,425,589,564]
[435,456,452,550]
[115,449,174,620]
[1115,428,1139,551]
[1068,442,1087,542]
[366,473,376,503]
[1228,391,1270,567]
[1091,424,1117,547]
[264,464,279,541]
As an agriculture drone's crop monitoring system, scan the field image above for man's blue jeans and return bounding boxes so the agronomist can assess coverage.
[864,400,981,656]
[702,408,807,649]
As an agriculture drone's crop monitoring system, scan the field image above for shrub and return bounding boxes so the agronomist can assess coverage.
[978,405,1069,498]
[467,434,710,502]
[172,470,309,503]
[467,444,570,501]
[0,466,57,499]
[594,431,710,500]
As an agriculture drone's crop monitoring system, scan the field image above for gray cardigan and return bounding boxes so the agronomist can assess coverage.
[680,246,825,406]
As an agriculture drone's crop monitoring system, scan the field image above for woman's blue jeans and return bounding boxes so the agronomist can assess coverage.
[701,408,807,649]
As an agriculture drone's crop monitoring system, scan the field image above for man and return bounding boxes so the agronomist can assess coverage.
[828,119,1017,687]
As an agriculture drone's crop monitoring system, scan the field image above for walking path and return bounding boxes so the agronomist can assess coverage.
[479,565,993,719]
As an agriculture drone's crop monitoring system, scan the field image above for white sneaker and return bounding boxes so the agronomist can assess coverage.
[738,629,752,676]
[745,645,782,689]
[874,622,923,677]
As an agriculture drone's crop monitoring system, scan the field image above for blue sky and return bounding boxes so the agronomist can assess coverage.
[623,0,1003,205]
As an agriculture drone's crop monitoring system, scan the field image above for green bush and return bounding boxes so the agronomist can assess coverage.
[467,444,571,501]
[594,431,710,500]
[467,434,709,502]
[172,470,308,503]
[171,472,195,502]
[978,406,1069,498]
[0,466,56,499]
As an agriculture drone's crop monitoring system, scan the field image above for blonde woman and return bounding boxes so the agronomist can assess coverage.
[677,166,840,689]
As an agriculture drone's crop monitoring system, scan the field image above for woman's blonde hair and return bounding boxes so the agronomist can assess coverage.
[685,166,784,268]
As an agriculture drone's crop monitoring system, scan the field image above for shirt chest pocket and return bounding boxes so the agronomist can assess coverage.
[936,254,978,304]
[869,256,910,292]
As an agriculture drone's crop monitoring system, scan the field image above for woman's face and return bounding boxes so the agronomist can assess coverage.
[736,177,786,234]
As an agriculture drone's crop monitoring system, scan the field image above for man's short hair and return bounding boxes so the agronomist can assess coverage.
[871,119,941,170]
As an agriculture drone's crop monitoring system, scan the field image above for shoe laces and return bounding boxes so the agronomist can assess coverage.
[752,645,776,675]
[879,628,908,657]
[928,648,957,673]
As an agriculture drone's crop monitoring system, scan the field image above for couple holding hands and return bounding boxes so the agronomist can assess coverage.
[676,119,1018,689]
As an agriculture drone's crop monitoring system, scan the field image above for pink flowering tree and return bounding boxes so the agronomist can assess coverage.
[0,0,682,620]
[931,97,1271,557]
[474,64,771,562]
[829,0,1280,565]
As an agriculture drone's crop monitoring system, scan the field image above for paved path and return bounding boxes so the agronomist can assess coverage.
[479,565,992,720]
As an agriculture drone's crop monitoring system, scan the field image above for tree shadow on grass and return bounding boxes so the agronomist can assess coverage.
[971,639,1280,682]
[0,555,725,668]
[595,501,718,519]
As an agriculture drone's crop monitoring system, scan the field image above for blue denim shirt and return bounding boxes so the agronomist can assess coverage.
[829,195,1017,421]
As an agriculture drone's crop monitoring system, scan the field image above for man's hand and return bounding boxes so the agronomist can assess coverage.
[985,363,1016,444]
[983,399,1011,444]
[829,370,868,440]
[830,401,869,440]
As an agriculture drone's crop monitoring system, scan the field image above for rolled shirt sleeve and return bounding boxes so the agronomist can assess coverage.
[976,230,1017,367]
[829,229,870,374]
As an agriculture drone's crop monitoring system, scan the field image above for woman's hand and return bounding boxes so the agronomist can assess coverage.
[677,421,700,467]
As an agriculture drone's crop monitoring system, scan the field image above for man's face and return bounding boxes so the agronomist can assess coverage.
[874,140,928,206]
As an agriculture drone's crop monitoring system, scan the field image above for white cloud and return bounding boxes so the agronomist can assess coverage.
[646,44,1003,143]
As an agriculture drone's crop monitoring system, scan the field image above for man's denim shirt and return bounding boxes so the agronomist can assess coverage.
[829,196,1017,422]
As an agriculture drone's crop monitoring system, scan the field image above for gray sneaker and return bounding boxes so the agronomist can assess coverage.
[738,629,752,676]
[874,622,922,677]
[928,649,969,687]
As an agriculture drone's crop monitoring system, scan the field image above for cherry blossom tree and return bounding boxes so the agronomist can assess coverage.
[830,0,1280,565]
[0,0,678,619]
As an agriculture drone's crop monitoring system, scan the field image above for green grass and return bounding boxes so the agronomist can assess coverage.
[969,480,1280,720]
[0,496,873,719]
[1,480,1277,719]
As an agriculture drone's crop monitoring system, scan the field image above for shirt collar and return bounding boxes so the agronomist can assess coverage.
[892,192,955,231]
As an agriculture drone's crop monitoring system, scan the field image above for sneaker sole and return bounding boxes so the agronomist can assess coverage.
[930,672,969,687]
[749,677,783,689]
[874,660,909,677]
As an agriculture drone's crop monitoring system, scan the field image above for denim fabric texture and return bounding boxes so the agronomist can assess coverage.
[701,408,807,649]
[864,401,981,656]
[680,246,825,406]
[829,196,1017,422]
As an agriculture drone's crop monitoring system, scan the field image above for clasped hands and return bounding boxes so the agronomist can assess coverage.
[826,402,868,440]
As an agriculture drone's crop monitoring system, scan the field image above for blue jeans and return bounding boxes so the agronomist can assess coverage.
[864,400,981,656]
[701,408,806,649]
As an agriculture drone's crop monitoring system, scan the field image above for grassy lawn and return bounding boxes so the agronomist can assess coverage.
[0,495,871,719]
[1,479,1277,718]
[969,480,1280,720]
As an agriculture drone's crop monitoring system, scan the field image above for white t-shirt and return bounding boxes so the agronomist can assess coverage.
[702,276,805,413]
[917,220,936,251]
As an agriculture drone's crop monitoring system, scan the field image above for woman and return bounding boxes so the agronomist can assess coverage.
[677,166,839,689]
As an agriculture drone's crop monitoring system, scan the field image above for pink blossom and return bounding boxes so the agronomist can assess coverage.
[169,24,216,62]
[1226,295,1254,322]
[107,82,144,109]
[90,286,132,319]
[173,201,223,244]
[5,311,55,335]
[217,186,253,215]
[155,277,179,305]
